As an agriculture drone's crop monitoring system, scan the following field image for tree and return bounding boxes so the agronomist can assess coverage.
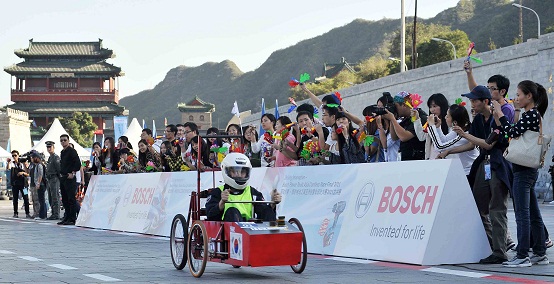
[57,112,97,147]
[545,24,554,34]
[416,30,471,67]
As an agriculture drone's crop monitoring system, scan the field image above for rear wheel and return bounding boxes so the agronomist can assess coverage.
[170,214,188,270]
[188,221,208,277]
[288,218,307,273]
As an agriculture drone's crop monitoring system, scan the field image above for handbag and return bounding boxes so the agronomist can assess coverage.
[504,115,551,168]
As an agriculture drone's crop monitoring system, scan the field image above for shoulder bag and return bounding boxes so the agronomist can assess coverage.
[504,116,551,168]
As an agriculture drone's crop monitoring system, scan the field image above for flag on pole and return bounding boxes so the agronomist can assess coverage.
[152,119,157,137]
[164,117,168,126]
[274,99,280,119]
[259,98,266,138]
[142,119,146,129]
[231,101,240,117]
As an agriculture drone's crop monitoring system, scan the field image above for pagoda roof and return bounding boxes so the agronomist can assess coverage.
[9,101,125,115]
[177,96,215,113]
[322,57,358,78]
[14,39,114,58]
[4,61,123,76]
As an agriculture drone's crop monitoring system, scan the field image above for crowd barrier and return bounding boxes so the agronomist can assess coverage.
[76,159,490,265]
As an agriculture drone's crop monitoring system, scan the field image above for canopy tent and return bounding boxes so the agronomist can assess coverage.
[30,118,91,159]
[122,118,142,150]
[0,145,10,158]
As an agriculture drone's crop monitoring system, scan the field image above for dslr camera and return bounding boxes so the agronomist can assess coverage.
[374,92,397,116]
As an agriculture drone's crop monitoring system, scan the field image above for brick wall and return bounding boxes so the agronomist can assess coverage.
[0,108,32,153]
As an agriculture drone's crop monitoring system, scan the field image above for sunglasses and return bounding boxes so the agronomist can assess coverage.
[11,155,17,157]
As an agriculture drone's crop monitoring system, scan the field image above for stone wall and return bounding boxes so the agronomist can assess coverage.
[242,33,554,195]
[0,108,32,153]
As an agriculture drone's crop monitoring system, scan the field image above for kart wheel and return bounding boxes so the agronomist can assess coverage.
[170,214,188,270]
[188,221,208,278]
[288,218,307,273]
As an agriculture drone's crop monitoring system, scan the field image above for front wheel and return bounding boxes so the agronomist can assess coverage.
[170,214,188,270]
[288,218,307,273]
[188,221,208,278]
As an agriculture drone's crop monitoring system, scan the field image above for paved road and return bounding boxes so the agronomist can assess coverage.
[0,199,553,283]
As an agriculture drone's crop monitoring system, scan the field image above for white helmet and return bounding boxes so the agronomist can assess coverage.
[221,153,252,191]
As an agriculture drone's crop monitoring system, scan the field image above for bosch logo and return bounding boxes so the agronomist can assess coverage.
[355,181,375,218]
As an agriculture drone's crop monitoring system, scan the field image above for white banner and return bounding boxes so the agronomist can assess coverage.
[77,160,489,265]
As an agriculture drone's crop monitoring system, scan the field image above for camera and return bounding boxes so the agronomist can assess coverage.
[374,104,396,116]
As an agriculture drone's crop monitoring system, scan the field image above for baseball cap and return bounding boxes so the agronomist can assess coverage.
[462,85,491,100]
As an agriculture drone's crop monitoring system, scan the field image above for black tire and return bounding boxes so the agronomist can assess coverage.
[188,221,208,278]
[170,214,188,270]
[288,218,307,273]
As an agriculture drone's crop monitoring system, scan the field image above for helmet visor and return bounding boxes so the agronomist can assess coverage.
[225,166,250,185]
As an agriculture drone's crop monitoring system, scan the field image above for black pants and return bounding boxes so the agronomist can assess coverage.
[60,176,78,222]
[12,184,29,215]
[223,206,276,222]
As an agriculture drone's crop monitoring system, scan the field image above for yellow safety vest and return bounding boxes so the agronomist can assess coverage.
[219,185,253,220]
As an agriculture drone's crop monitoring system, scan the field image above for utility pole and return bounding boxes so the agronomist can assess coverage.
[519,0,523,42]
[401,0,406,72]
[412,0,418,69]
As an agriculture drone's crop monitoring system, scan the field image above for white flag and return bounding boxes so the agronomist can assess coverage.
[231,101,240,117]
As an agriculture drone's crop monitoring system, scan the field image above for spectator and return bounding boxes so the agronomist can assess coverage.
[102,137,119,173]
[7,150,30,218]
[448,85,512,264]
[137,139,161,172]
[251,114,276,167]
[206,127,224,168]
[29,151,47,220]
[186,136,213,171]
[295,110,328,166]
[376,92,400,162]
[165,124,181,154]
[493,80,549,267]
[334,112,365,164]
[242,126,261,167]
[90,142,103,175]
[160,141,184,172]
[225,124,244,153]
[413,93,449,160]
[432,103,479,177]
[382,91,427,161]
[273,116,298,167]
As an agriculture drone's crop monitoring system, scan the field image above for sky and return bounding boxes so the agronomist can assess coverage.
[0,0,461,107]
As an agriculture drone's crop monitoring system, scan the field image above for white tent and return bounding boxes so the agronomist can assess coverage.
[30,118,91,159]
[122,118,142,150]
[0,145,10,158]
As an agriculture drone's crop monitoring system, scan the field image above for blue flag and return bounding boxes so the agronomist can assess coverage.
[259,98,266,138]
[275,99,280,119]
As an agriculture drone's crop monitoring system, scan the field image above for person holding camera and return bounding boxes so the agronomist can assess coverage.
[7,150,31,218]
[381,91,427,161]
[160,141,184,172]
[443,86,512,264]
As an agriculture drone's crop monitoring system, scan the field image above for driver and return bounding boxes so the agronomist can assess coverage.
[206,153,281,221]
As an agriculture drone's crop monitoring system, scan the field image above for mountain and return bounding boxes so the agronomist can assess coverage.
[120,0,554,128]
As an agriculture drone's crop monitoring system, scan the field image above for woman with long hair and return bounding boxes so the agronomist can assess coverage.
[102,137,119,173]
[187,135,213,171]
[413,93,450,160]
[89,142,103,175]
[334,112,365,164]
[493,80,549,267]
[160,141,184,172]
[431,103,479,176]
[225,124,244,153]
[242,125,261,167]
[137,139,161,172]
[251,113,277,167]
[273,116,298,167]
[376,93,400,162]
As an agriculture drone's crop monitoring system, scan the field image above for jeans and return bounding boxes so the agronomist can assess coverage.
[38,186,47,219]
[512,166,546,258]
[12,184,30,215]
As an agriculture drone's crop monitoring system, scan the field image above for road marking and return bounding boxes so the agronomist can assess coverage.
[83,274,121,282]
[0,250,15,254]
[116,232,140,236]
[39,222,54,225]
[49,264,78,270]
[18,256,42,261]
[422,267,491,278]
[150,236,170,241]
[0,218,17,222]
[19,221,33,224]
[329,256,376,264]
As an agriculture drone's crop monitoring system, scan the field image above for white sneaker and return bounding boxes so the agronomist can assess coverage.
[502,256,532,267]
[530,254,549,265]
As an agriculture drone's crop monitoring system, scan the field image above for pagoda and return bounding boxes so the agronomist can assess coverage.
[177,96,215,130]
[4,39,126,131]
